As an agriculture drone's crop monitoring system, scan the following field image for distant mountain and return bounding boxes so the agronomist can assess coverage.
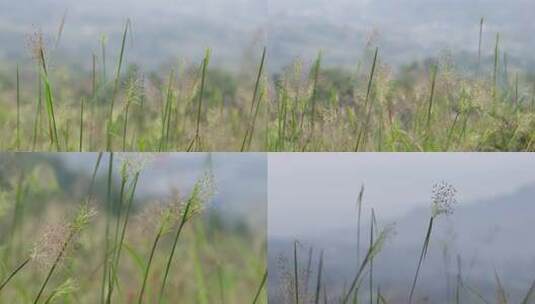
[269,0,535,70]
[0,0,267,69]
[1,0,533,71]
[269,184,535,303]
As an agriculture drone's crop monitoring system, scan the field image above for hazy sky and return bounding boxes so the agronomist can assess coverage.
[2,0,533,70]
[268,153,535,238]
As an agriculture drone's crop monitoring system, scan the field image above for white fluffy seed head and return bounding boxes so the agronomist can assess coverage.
[431,181,457,217]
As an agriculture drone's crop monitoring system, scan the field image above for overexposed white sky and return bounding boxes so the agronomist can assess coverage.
[268,153,535,238]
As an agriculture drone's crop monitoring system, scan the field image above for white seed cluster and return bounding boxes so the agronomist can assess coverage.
[431,181,457,217]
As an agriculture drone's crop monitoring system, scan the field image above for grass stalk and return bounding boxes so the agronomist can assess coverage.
[241,47,266,152]
[424,65,438,143]
[314,250,324,304]
[138,225,164,304]
[107,172,140,303]
[100,152,114,303]
[159,70,175,152]
[408,216,434,304]
[0,257,31,292]
[79,97,84,151]
[187,49,210,152]
[16,64,20,150]
[158,194,194,301]
[32,67,42,151]
[39,47,60,151]
[252,270,268,304]
[354,47,379,152]
[477,17,484,74]
[106,20,130,151]
[294,240,299,304]
[493,33,500,100]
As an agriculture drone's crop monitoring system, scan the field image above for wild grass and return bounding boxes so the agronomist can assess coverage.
[2,19,535,151]
[274,183,535,304]
[0,154,267,303]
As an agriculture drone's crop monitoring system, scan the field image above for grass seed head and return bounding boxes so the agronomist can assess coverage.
[431,181,457,217]
[31,223,70,268]
[117,153,155,178]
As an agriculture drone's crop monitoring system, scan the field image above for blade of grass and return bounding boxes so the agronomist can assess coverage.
[0,257,31,292]
[314,250,324,304]
[158,193,194,301]
[294,240,299,304]
[187,48,210,152]
[355,47,379,152]
[39,47,60,151]
[477,17,484,75]
[409,217,434,304]
[79,97,85,151]
[100,152,114,303]
[16,64,21,150]
[252,270,268,304]
[241,47,266,151]
[106,19,130,151]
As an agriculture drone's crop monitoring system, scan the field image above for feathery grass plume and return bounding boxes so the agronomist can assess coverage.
[158,170,215,301]
[106,19,130,152]
[121,71,143,151]
[187,48,211,152]
[343,224,394,303]
[33,203,96,303]
[409,181,457,304]
[252,270,268,304]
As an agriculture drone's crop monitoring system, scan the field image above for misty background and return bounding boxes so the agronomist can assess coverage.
[1,0,534,71]
[268,153,535,303]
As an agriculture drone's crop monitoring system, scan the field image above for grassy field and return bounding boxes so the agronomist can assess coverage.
[0,153,267,303]
[1,20,534,151]
[272,184,535,304]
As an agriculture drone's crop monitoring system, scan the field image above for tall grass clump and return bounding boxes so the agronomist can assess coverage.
[2,19,535,151]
